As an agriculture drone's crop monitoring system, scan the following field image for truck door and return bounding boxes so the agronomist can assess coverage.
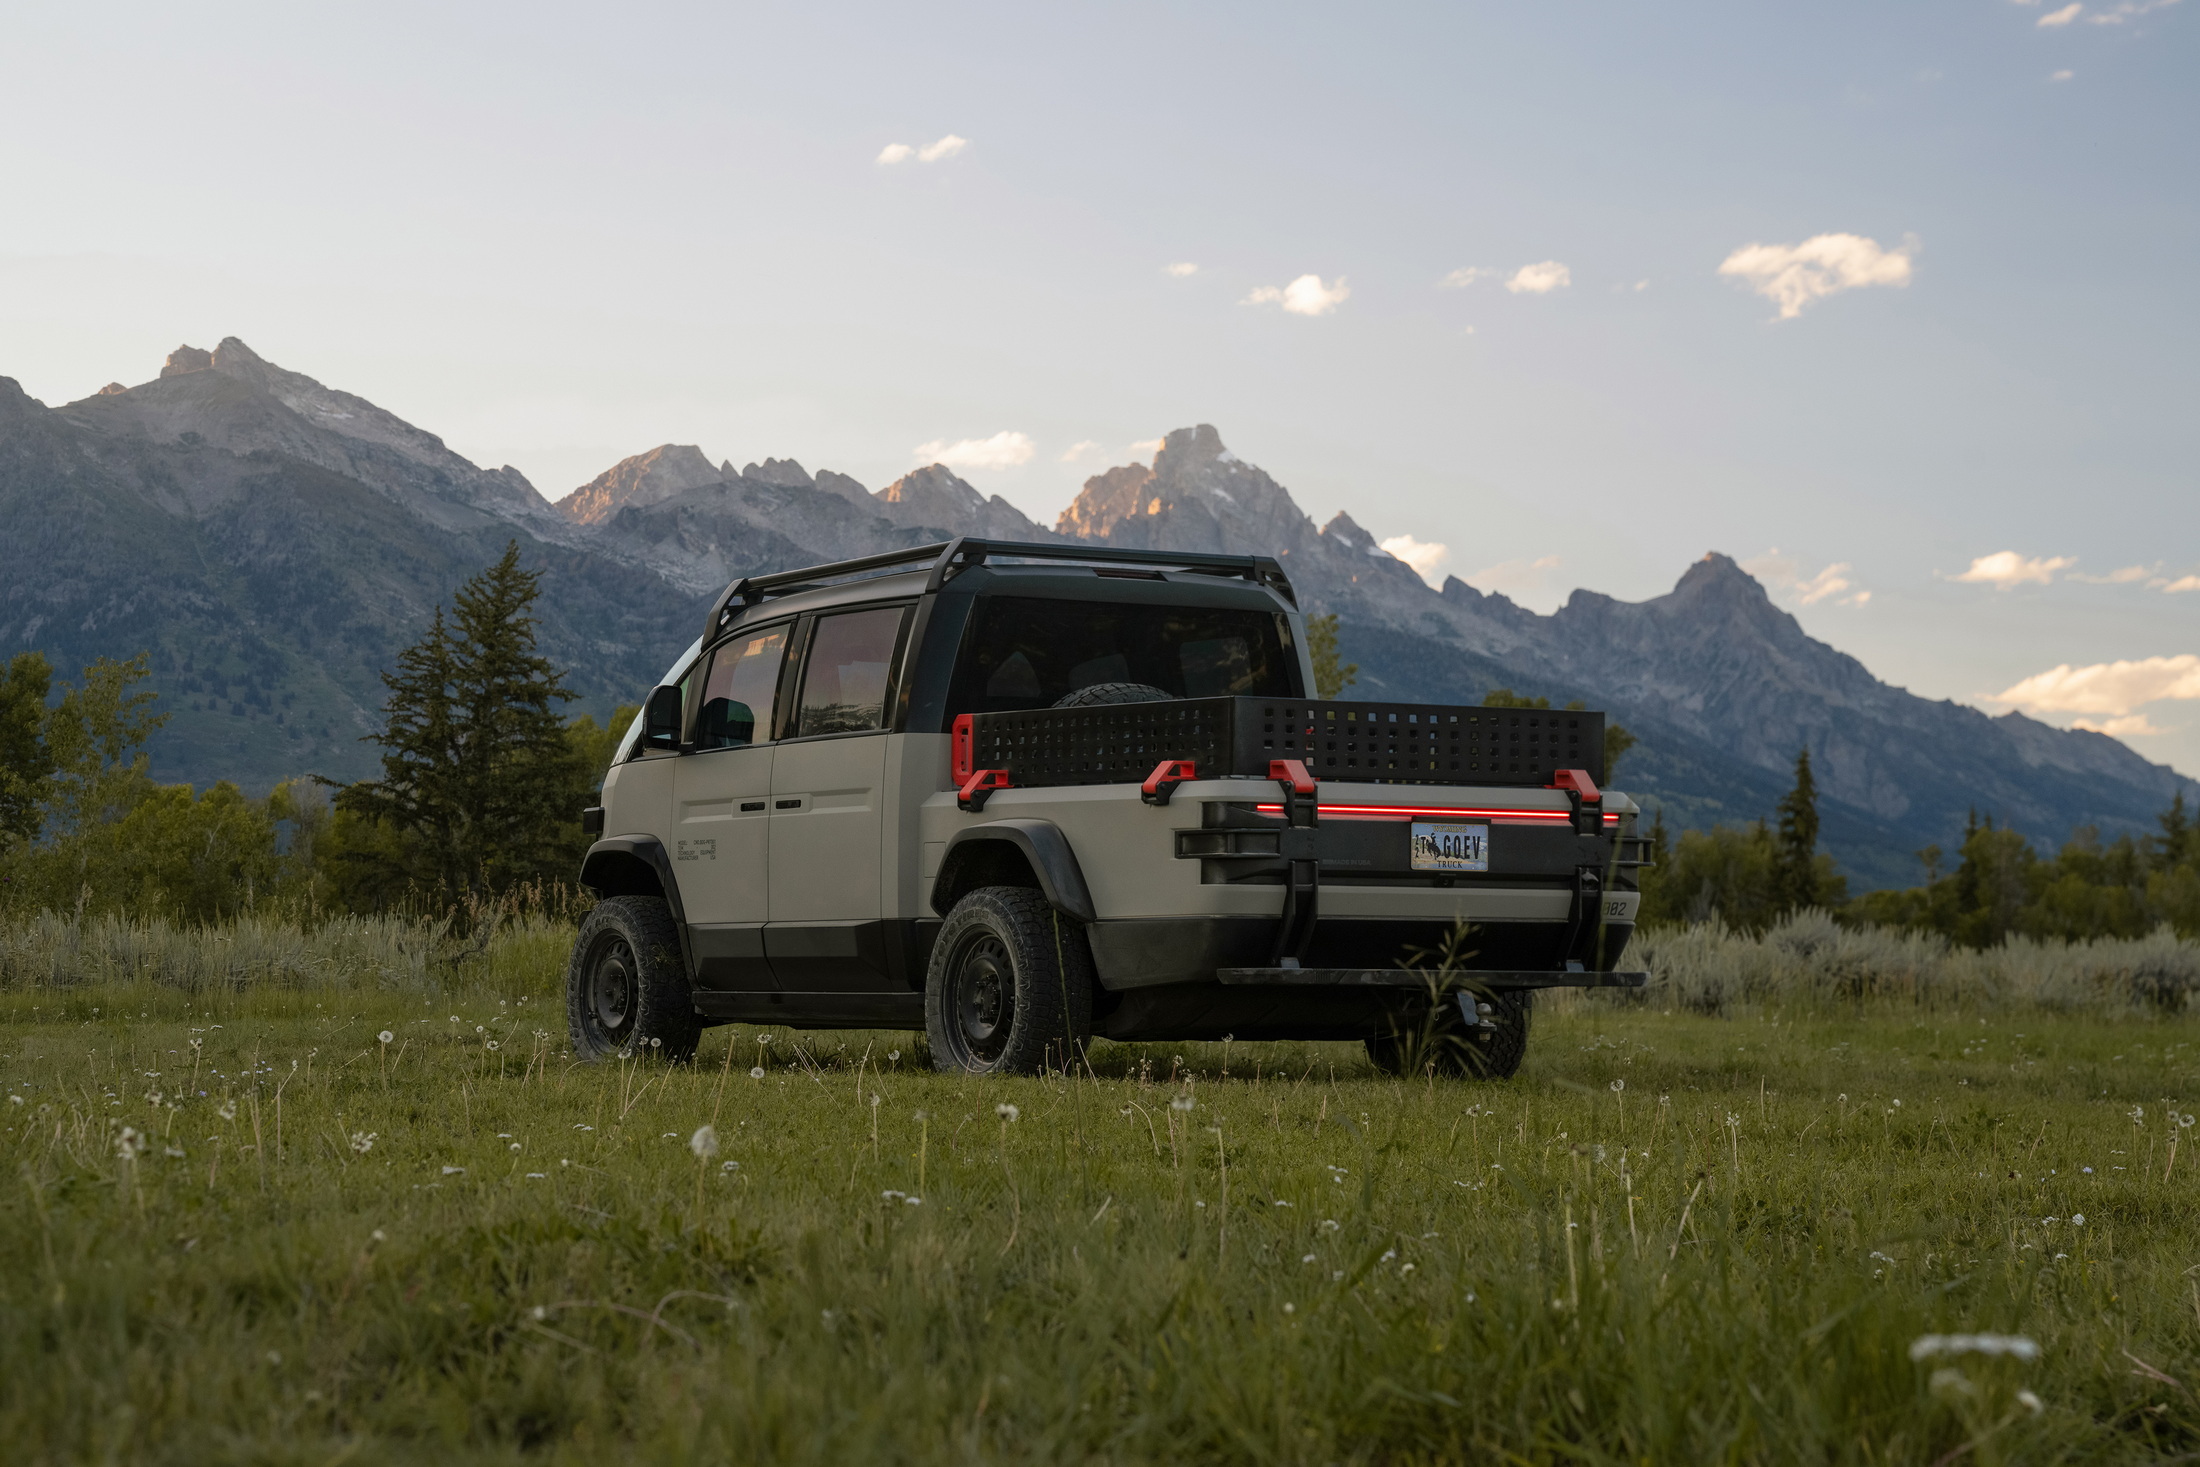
[672,622,789,991]
[767,604,910,989]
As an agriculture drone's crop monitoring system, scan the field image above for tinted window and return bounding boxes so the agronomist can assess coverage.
[695,625,788,750]
[955,597,1293,714]
[794,606,907,736]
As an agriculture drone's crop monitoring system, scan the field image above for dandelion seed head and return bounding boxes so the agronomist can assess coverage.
[996,1103,1020,1122]
[749,1066,766,1079]
[2017,1389,2043,1414]
[508,1142,521,1152]
[1319,1219,1340,1233]
[378,1031,393,1045]
[723,1159,738,1172]
[2072,1213,2085,1225]
[1609,1079,1625,1092]
[1909,1333,2040,1362]
[1170,1096,1195,1112]
[888,1050,901,1062]
[531,1305,548,1321]
[690,1125,720,1160]
[1282,1302,1295,1313]
[1302,1253,1317,1263]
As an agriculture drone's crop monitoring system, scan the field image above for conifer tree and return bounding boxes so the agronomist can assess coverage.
[1774,747,1821,913]
[340,543,585,904]
[0,652,55,843]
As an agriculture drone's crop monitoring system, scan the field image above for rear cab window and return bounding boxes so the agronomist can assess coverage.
[694,624,789,750]
[951,595,1295,714]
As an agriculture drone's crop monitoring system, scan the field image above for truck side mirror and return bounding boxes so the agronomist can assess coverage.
[642,684,684,751]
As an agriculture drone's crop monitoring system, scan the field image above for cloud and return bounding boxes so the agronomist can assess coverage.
[1379,535,1451,588]
[1439,266,1493,289]
[1505,261,1571,295]
[877,135,967,166]
[2073,713,2168,737]
[2087,0,2180,21]
[1949,550,2076,588]
[1740,549,1872,607]
[913,430,1034,471]
[1163,262,1198,278]
[2038,3,2082,22]
[1718,233,1916,320]
[2070,564,2154,584]
[1987,654,2200,716]
[1467,555,1564,600]
[2165,575,2200,594]
[2050,69,2075,80]
[1127,438,1163,457]
[1058,440,1100,463]
[1244,274,1350,316]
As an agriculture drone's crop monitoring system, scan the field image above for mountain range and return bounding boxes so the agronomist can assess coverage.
[2,338,2190,890]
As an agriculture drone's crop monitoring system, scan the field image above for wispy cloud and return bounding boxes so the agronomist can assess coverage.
[1059,440,1100,463]
[1244,274,1350,316]
[1127,438,1163,457]
[2087,0,2180,22]
[878,134,967,165]
[913,430,1033,470]
[1505,261,1571,295]
[2073,713,2167,737]
[1719,233,1916,320]
[2050,68,2076,80]
[1162,262,1198,278]
[1467,555,1563,600]
[2038,3,2083,24]
[1949,551,2076,588]
[2070,564,2154,584]
[1379,535,1451,588]
[1439,266,1493,289]
[2164,575,2200,594]
[1988,655,2200,716]
[1741,549,1872,607]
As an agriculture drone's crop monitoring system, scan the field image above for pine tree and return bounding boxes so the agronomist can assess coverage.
[1774,747,1821,913]
[0,652,55,843]
[1306,613,1357,698]
[339,543,584,904]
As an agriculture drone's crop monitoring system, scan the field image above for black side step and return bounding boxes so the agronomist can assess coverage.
[1214,967,1648,990]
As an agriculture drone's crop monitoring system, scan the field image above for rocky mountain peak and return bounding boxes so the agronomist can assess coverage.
[560,445,722,525]
[876,464,986,517]
[1056,462,1156,538]
[161,345,213,378]
[96,382,126,396]
[742,457,814,489]
[1322,512,1381,555]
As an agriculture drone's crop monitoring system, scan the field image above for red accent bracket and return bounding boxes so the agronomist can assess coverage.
[1141,759,1198,806]
[958,768,1012,813]
[1550,768,1600,802]
[1550,767,1603,835]
[951,713,976,782]
[1268,759,1316,797]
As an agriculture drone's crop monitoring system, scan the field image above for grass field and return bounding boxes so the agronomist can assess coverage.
[6,926,2200,1463]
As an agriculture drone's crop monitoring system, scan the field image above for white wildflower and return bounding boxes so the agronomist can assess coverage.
[1170,1095,1194,1112]
[996,1103,1020,1122]
[116,1127,146,1162]
[1908,1333,2040,1362]
[350,1131,377,1154]
[217,1099,238,1122]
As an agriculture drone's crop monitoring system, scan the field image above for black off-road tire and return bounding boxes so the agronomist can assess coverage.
[1365,990,1532,1080]
[566,895,700,1063]
[1052,681,1173,708]
[926,886,1095,1075]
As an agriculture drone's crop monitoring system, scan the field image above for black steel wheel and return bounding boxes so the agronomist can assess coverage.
[1051,681,1173,708]
[1365,990,1532,1080]
[565,895,700,1063]
[925,886,1094,1075]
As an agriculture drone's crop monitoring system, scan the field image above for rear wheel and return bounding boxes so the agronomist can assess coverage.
[1365,990,1532,1080]
[926,886,1093,1075]
[566,895,699,1063]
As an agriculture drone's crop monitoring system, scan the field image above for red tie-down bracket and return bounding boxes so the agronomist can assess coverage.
[950,713,1012,812]
[1141,760,1198,806]
[1266,760,1320,965]
[1550,767,1603,836]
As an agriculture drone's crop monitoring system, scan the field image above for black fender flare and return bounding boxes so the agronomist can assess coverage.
[579,837,696,980]
[932,819,1096,924]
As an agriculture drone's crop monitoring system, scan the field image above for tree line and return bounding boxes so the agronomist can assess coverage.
[0,545,628,924]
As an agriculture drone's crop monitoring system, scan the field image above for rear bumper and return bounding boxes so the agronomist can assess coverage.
[1084,914,1637,990]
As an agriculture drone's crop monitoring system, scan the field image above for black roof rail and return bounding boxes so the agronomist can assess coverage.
[703,537,1296,643]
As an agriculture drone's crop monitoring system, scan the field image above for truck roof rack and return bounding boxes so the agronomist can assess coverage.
[703,536,1296,642]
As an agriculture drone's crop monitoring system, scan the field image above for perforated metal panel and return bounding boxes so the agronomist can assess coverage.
[968,698,1606,788]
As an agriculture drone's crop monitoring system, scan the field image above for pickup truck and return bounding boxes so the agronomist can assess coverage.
[569,538,1646,1078]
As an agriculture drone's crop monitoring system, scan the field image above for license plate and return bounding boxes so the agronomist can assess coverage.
[1410,821,1489,872]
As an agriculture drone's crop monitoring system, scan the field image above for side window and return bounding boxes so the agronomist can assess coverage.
[694,625,789,751]
[793,606,907,737]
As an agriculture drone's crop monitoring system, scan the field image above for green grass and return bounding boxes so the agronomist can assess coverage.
[6,975,2200,1463]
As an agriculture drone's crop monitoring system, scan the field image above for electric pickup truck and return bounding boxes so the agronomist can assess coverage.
[568,538,1647,1077]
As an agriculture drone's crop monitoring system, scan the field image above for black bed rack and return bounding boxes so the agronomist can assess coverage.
[703,536,1296,641]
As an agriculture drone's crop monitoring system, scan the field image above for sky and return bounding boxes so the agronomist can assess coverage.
[3,0,2196,779]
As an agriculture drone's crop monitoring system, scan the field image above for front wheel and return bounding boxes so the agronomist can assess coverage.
[1365,989,1532,1080]
[925,886,1094,1075]
[566,895,700,1062]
